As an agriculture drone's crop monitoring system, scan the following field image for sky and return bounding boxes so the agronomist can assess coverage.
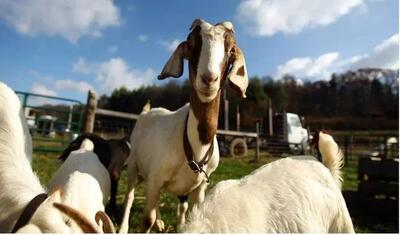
[0,0,398,103]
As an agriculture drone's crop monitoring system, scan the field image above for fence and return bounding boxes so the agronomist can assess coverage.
[16,91,84,152]
[84,91,137,139]
[334,134,399,166]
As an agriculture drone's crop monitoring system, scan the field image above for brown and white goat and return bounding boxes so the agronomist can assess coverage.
[119,19,248,233]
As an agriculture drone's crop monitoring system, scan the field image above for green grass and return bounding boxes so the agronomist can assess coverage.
[32,151,391,233]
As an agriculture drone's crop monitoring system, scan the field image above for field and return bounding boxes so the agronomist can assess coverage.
[32,150,395,233]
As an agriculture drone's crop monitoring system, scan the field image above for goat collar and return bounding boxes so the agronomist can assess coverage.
[124,140,132,150]
[11,193,48,233]
[183,111,213,182]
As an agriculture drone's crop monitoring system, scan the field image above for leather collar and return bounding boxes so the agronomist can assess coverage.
[11,193,48,233]
[183,111,213,182]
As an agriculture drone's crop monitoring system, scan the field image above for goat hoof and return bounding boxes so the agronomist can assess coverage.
[155,219,165,232]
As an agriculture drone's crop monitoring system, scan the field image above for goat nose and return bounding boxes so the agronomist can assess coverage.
[201,73,218,85]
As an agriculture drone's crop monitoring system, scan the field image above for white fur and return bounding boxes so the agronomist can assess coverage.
[196,25,227,103]
[119,104,219,233]
[184,134,354,233]
[0,82,71,233]
[49,139,111,232]
[318,132,344,188]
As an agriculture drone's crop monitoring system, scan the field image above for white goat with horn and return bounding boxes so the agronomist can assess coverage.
[184,131,355,233]
[0,82,112,233]
[119,19,248,233]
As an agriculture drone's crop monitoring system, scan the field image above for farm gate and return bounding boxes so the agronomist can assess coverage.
[16,91,84,153]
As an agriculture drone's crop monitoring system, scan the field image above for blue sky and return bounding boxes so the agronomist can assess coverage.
[0,0,398,103]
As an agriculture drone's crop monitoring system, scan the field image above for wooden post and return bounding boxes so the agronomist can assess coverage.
[223,90,229,130]
[84,90,97,133]
[67,105,73,132]
[349,135,353,162]
[236,104,240,131]
[344,135,348,166]
[383,135,388,159]
[268,98,273,136]
[283,110,288,142]
[255,122,260,162]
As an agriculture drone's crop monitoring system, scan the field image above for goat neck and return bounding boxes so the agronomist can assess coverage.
[187,87,220,160]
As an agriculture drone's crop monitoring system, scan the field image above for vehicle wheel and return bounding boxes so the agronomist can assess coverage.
[230,138,248,158]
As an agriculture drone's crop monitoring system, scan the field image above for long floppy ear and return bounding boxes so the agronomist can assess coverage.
[158,41,189,80]
[227,46,248,98]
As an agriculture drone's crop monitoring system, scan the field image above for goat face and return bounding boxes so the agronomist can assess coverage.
[158,19,248,103]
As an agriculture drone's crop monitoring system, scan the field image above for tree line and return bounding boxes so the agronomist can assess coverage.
[97,68,398,131]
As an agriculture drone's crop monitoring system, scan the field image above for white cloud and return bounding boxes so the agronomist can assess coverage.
[108,45,118,53]
[159,39,181,52]
[72,57,93,75]
[0,0,121,43]
[350,34,399,69]
[277,52,340,80]
[276,34,399,81]
[55,79,94,94]
[73,57,156,94]
[29,82,58,105]
[236,0,363,36]
[138,34,149,42]
[30,82,57,97]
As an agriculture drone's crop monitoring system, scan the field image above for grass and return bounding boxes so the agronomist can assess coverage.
[32,150,393,233]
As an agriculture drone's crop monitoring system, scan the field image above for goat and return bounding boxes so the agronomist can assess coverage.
[0,82,104,233]
[119,19,249,233]
[184,131,355,233]
[58,133,131,212]
[49,138,114,233]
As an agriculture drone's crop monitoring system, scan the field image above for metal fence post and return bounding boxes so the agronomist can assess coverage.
[84,90,97,133]
[255,122,260,162]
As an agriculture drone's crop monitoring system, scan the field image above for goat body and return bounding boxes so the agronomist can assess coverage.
[0,82,71,232]
[49,139,111,232]
[132,104,219,195]
[184,132,354,233]
[120,18,248,233]
[58,133,130,211]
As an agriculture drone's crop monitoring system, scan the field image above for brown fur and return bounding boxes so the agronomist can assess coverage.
[236,65,245,76]
[53,203,98,233]
[186,25,235,145]
[159,20,241,145]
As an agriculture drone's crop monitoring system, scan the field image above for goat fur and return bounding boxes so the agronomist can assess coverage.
[184,132,354,233]
[0,82,71,232]
[58,133,130,210]
[49,138,111,232]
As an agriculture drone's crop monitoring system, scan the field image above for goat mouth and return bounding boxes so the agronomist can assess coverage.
[199,89,217,96]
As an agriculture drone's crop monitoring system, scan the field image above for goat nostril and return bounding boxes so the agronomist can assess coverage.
[201,73,218,85]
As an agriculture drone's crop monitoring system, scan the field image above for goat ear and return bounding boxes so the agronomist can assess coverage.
[227,46,248,98]
[158,41,189,80]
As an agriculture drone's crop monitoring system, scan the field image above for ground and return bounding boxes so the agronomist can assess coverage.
[32,150,397,233]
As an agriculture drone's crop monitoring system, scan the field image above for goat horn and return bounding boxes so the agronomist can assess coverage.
[95,211,116,233]
[219,21,235,33]
[53,203,100,233]
[190,18,205,30]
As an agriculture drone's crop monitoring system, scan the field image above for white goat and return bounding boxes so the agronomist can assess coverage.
[0,82,102,233]
[49,138,113,232]
[119,19,249,233]
[184,131,355,233]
